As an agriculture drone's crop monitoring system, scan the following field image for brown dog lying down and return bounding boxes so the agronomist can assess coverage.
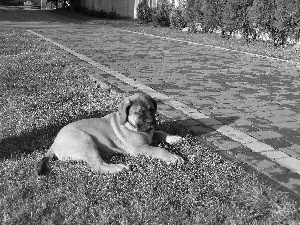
[37,93,184,174]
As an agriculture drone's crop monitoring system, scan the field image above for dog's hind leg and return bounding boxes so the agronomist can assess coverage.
[54,128,128,174]
[85,148,129,174]
[37,148,57,175]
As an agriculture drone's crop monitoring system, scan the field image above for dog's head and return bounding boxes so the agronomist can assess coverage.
[118,93,157,132]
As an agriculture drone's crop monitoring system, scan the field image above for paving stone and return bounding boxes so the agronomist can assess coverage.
[209,108,238,115]
[188,125,215,135]
[249,117,274,125]
[205,135,227,143]
[232,126,260,133]
[261,138,292,148]
[284,136,300,145]
[280,147,300,159]
[265,116,296,123]
[213,115,239,125]
[233,118,253,126]
[247,131,283,140]
[235,152,278,171]
[242,141,274,152]
[276,128,300,137]
[289,145,300,154]
[213,140,243,150]
[160,110,187,119]
[262,165,290,175]
[157,103,173,110]
[184,111,212,120]
[255,123,278,130]
[271,109,297,116]
[271,122,300,129]
[260,151,290,159]
[274,157,300,174]
[197,117,224,126]
[227,147,253,156]
[176,119,202,127]
[272,173,300,195]
[252,111,274,117]
[225,130,258,144]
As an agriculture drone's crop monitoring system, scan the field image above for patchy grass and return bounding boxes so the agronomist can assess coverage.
[1,27,300,224]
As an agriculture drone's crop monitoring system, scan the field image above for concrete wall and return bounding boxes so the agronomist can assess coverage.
[79,0,134,18]
[79,0,160,19]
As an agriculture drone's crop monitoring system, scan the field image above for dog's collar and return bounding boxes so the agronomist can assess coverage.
[127,120,137,129]
[125,120,138,131]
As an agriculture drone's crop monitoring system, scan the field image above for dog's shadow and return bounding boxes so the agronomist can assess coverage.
[0,110,111,160]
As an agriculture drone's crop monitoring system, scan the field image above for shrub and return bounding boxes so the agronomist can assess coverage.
[80,6,89,15]
[94,9,108,18]
[249,0,300,46]
[202,0,227,33]
[170,7,187,29]
[107,7,119,19]
[222,0,256,40]
[152,0,173,27]
[136,0,153,24]
[69,0,81,12]
[183,0,203,33]
[184,0,226,33]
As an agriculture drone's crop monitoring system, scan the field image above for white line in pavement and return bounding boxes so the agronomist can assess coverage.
[28,29,287,160]
[122,29,300,67]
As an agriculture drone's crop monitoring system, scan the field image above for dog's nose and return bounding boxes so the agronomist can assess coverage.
[148,122,154,126]
[146,119,156,127]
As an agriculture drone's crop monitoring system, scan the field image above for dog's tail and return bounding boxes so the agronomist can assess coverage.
[37,148,56,176]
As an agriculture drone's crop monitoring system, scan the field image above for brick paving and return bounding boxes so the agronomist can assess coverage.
[1,8,300,199]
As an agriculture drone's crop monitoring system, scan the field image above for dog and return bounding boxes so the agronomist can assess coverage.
[37,93,184,175]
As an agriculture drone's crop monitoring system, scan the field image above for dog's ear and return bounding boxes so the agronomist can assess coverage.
[142,93,157,112]
[152,98,157,112]
[118,98,132,125]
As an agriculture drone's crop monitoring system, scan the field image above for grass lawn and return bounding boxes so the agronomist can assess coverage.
[1,27,300,224]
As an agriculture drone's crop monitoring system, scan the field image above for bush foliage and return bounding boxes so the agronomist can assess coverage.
[152,0,173,27]
[136,0,153,24]
[137,0,300,46]
[170,7,187,29]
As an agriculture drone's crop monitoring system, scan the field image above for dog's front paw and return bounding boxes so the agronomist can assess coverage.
[166,153,184,165]
[166,135,183,144]
[101,163,129,174]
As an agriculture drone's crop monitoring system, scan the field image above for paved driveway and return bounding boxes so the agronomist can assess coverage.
[1,7,300,197]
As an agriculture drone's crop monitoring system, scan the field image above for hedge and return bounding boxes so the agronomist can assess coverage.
[137,0,300,46]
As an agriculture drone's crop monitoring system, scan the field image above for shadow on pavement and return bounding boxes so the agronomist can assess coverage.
[0,8,92,23]
[0,7,138,28]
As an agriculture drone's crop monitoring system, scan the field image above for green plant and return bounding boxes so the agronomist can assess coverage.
[183,0,204,33]
[153,0,173,27]
[170,7,187,29]
[69,0,81,12]
[222,0,256,41]
[107,7,118,19]
[202,0,227,33]
[248,0,300,46]
[136,0,153,24]
[94,9,108,18]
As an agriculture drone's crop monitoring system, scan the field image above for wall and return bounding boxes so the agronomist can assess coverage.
[79,0,133,18]
[79,0,160,19]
